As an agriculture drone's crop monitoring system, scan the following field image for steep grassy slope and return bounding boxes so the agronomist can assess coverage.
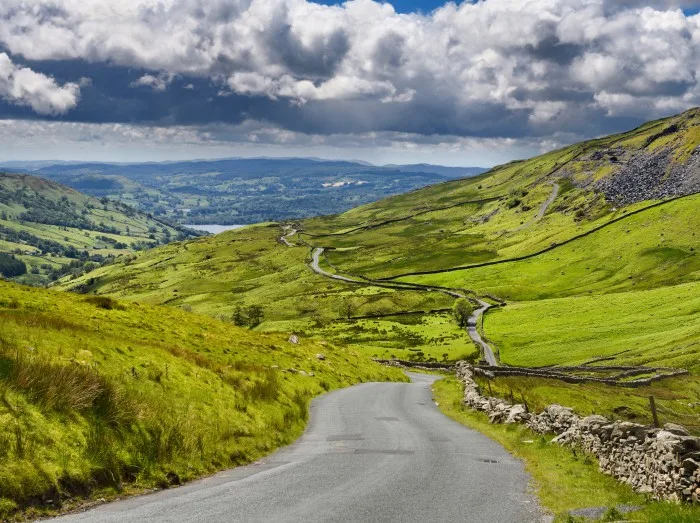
[0,281,403,519]
[400,192,700,300]
[310,109,700,278]
[0,173,197,285]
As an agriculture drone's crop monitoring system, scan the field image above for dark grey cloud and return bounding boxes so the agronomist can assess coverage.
[266,22,350,78]
[524,37,584,66]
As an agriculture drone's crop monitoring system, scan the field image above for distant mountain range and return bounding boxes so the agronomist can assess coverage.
[0,158,486,225]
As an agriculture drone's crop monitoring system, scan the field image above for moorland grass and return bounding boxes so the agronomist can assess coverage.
[0,281,405,519]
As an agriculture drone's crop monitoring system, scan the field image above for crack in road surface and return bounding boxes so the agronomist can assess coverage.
[310,247,499,366]
[55,374,539,522]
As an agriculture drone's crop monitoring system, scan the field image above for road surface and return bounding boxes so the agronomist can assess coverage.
[310,246,359,283]
[310,248,500,366]
[55,374,539,522]
[467,300,498,366]
[280,226,298,247]
[509,182,559,234]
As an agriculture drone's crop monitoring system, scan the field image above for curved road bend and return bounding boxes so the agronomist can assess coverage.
[509,182,559,234]
[55,374,539,523]
[280,226,298,247]
[310,248,499,366]
[468,300,498,366]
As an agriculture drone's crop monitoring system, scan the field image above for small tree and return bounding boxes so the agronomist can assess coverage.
[247,305,264,328]
[232,306,246,327]
[0,253,27,278]
[338,299,355,319]
[452,298,473,329]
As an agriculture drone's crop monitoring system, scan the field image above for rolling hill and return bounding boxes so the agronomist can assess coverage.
[69,107,700,431]
[3,158,485,226]
[0,280,403,519]
[0,173,198,285]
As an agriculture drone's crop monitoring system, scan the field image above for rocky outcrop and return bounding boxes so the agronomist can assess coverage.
[456,362,700,503]
[590,145,700,205]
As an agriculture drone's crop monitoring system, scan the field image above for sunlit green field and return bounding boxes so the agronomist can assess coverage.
[485,280,700,370]
[400,193,700,300]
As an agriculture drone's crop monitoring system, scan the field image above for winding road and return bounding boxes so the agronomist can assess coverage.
[55,374,538,522]
[310,248,499,366]
[467,300,497,366]
[509,182,559,234]
[280,226,298,247]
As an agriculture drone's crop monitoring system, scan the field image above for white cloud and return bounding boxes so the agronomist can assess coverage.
[1,1,700,138]
[130,73,175,92]
[0,53,80,115]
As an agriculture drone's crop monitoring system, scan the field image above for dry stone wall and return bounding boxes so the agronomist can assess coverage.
[456,362,700,503]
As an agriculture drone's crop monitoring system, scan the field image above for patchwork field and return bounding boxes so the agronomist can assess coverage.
[0,173,197,285]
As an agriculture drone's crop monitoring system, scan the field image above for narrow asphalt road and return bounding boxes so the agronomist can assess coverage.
[468,300,498,366]
[55,374,539,523]
[279,226,298,247]
[310,246,368,284]
[310,248,500,366]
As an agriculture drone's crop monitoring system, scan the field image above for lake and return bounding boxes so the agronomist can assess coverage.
[183,224,246,234]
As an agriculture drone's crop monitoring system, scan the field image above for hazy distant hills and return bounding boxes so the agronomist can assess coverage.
[1,158,486,225]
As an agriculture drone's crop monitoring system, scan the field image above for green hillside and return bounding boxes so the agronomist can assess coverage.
[64,109,700,427]
[0,281,403,519]
[0,173,198,285]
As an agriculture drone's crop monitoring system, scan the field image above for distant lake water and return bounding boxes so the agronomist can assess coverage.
[183,224,246,234]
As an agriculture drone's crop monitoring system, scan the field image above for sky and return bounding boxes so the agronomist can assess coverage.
[2,0,700,166]
[314,0,450,13]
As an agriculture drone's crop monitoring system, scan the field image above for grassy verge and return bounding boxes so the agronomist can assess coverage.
[0,281,405,520]
[433,377,700,522]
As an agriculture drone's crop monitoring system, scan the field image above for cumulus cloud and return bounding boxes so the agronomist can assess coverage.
[130,73,175,92]
[0,53,80,115]
[226,71,412,103]
[1,0,700,147]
